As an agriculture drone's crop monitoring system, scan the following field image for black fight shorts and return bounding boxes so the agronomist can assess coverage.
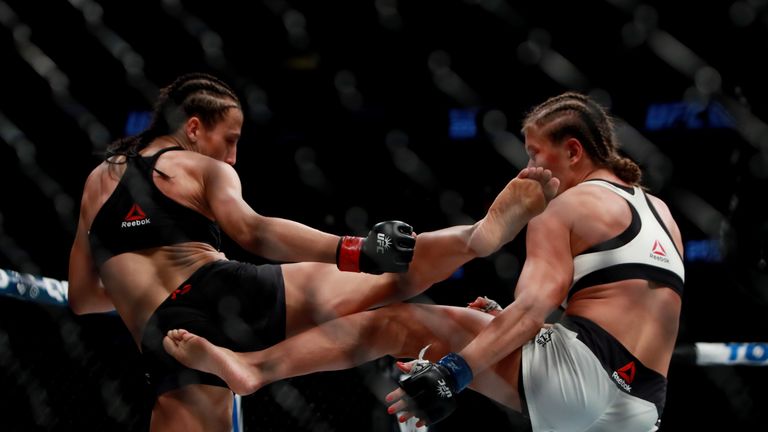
[140,260,286,396]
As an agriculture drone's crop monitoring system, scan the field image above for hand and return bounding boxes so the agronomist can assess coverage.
[385,353,473,426]
[337,220,415,274]
[467,296,503,316]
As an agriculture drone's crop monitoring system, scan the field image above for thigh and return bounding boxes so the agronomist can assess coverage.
[469,347,524,412]
[431,306,525,412]
[280,226,484,336]
[383,303,494,359]
[142,261,286,393]
[141,304,230,394]
[281,262,401,336]
[150,385,233,432]
[384,304,525,412]
[523,324,615,431]
[588,393,659,432]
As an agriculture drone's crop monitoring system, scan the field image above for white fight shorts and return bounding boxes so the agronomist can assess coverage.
[521,321,661,432]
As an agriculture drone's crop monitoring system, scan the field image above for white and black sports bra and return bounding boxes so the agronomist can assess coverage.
[567,180,685,301]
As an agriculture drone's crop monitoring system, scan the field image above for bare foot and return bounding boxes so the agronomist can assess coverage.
[517,166,559,203]
[469,167,559,256]
[162,329,262,395]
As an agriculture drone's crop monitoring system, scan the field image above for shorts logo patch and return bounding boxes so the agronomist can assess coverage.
[171,284,192,300]
[535,328,554,346]
[617,361,636,384]
[612,361,635,392]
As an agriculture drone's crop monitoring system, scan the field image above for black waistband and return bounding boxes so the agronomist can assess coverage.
[560,315,667,416]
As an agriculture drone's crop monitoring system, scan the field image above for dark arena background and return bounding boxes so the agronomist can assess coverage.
[2,0,768,431]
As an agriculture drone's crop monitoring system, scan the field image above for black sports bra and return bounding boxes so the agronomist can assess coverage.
[88,147,221,266]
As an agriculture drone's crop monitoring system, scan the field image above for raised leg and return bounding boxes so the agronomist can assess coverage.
[164,304,484,394]
[163,303,525,411]
[281,168,559,335]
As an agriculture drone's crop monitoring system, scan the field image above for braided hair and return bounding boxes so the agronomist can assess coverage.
[105,73,241,163]
[522,92,641,185]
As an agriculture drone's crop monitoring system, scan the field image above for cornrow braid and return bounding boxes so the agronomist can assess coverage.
[105,73,241,163]
[522,92,642,185]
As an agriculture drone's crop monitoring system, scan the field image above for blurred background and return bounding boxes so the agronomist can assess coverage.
[1,0,767,430]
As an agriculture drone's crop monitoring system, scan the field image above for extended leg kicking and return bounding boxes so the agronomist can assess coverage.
[163,168,558,394]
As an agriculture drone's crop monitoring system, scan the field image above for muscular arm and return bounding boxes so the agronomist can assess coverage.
[68,186,115,315]
[458,202,572,375]
[204,161,339,263]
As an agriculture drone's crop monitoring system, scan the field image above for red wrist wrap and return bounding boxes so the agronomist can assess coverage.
[337,236,363,272]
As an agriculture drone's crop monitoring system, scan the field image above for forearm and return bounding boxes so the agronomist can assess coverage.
[68,279,115,315]
[76,291,115,314]
[387,304,545,426]
[68,235,115,314]
[251,217,339,264]
[458,302,545,376]
[250,309,400,385]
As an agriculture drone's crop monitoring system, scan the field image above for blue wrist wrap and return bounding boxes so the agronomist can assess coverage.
[437,352,473,392]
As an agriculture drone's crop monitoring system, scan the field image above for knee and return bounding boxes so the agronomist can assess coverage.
[367,304,441,359]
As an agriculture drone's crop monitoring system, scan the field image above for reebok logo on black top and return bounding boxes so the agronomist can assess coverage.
[122,203,151,227]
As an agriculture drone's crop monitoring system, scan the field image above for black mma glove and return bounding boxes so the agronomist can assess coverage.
[336,220,415,274]
[397,353,473,425]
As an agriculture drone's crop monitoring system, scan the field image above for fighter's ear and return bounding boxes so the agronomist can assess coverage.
[564,137,583,161]
[185,116,202,144]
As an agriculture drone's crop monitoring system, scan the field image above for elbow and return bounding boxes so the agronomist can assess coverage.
[67,295,89,315]
[519,309,547,334]
[67,281,108,315]
[70,306,88,316]
[515,296,558,332]
[238,216,270,256]
[66,274,88,315]
[68,295,113,315]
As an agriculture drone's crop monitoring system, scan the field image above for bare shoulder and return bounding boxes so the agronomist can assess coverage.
[83,161,120,194]
[528,186,582,230]
[547,183,605,218]
[78,161,122,222]
[167,153,242,204]
[165,150,236,178]
[158,148,209,168]
[645,192,672,216]
[86,159,112,178]
[645,192,682,242]
[535,182,632,238]
[83,162,106,186]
